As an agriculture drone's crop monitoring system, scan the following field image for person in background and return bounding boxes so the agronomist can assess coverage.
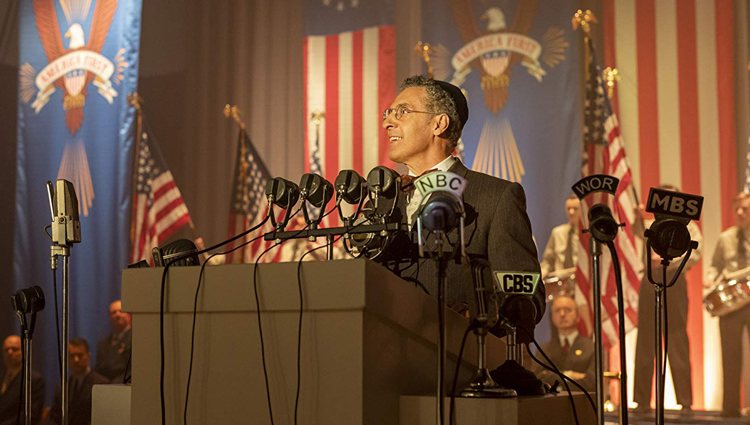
[705,191,750,417]
[540,194,581,277]
[49,338,109,425]
[95,300,131,382]
[535,294,594,392]
[0,335,44,425]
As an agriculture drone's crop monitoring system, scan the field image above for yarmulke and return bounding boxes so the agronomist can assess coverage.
[434,80,468,128]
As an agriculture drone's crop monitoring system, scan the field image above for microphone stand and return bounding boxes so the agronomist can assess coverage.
[645,241,693,425]
[434,232,448,425]
[50,246,70,425]
[589,236,605,425]
[50,198,78,425]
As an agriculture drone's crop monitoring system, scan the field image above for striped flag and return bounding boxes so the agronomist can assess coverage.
[602,0,737,410]
[129,129,192,263]
[574,34,642,351]
[225,128,279,264]
[303,25,396,187]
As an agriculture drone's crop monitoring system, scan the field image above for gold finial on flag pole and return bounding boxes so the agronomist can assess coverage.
[310,111,325,125]
[572,9,597,34]
[415,41,434,78]
[128,92,144,111]
[224,104,246,130]
[602,67,621,98]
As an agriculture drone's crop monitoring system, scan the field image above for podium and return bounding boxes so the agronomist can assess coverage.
[121,258,506,425]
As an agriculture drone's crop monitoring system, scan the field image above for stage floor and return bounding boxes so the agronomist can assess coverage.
[606,410,750,424]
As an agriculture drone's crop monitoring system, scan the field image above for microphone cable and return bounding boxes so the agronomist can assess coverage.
[519,325,596,416]
[183,231,269,425]
[159,214,272,425]
[45,224,64,380]
[605,240,630,425]
[291,217,359,425]
[525,340,584,425]
[251,205,338,425]
[448,321,473,425]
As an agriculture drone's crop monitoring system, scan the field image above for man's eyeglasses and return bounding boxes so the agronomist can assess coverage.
[382,105,440,121]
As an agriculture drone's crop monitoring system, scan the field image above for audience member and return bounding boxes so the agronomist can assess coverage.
[95,300,131,382]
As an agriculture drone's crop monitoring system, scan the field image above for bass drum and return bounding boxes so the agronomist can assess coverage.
[704,278,750,317]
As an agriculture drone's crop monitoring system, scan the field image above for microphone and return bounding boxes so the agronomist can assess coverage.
[489,270,546,396]
[645,218,695,260]
[264,177,300,230]
[470,257,499,328]
[299,173,333,209]
[588,203,619,243]
[264,177,300,209]
[412,171,467,258]
[334,170,366,205]
[12,286,45,336]
[11,286,45,315]
[366,166,400,218]
[458,258,516,398]
[299,173,333,228]
[47,179,82,246]
[643,187,703,261]
[152,239,200,267]
[491,271,543,344]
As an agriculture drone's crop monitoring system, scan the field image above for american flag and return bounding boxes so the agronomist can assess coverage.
[304,25,396,186]
[602,0,738,409]
[574,34,641,351]
[129,130,192,263]
[225,128,279,264]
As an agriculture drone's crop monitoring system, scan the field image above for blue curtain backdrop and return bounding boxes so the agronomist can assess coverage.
[421,0,583,341]
[15,0,142,400]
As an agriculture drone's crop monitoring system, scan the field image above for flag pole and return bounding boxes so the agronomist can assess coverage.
[573,10,607,425]
[128,93,144,263]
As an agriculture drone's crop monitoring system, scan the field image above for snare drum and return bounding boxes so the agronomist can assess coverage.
[704,278,750,317]
[543,267,577,302]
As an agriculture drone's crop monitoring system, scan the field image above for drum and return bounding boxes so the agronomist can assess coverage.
[543,267,577,302]
[704,278,750,317]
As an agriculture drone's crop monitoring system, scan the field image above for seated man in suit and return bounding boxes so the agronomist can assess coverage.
[535,294,594,392]
[0,335,44,425]
[382,75,544,333]
[50,337,110,425]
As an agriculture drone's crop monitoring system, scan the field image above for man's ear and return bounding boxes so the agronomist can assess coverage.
[432,113,450,137]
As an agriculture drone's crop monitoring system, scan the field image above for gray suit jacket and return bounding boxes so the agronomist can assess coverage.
[392,160,545,330]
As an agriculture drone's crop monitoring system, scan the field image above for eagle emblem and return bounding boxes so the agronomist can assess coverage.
[19,0,126,217]
[425,1,570,182]
[19,0,125,135]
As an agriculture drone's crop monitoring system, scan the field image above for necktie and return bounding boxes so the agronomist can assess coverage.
[562,337,570,354]
[563,226,575,269]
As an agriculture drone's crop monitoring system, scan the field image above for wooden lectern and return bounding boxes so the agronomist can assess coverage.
[122,258,506,425]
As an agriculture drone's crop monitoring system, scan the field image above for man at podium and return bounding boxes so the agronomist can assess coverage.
[381,75,544,328]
